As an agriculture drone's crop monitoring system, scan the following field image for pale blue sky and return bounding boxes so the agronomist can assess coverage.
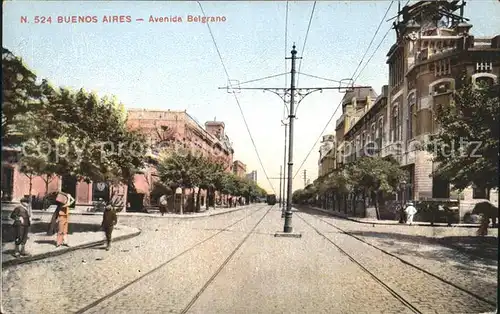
[3,1,500,194]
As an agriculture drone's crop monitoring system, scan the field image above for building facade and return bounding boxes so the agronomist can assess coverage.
[246,170,257,183]
[1,109,235,212]
[317,134,336,178]
[232,160,247,178]
[126,109,234,210]
[321,1,499,217]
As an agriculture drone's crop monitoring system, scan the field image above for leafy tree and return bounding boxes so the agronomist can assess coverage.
[346,156,407,219]
[427,79,499,193]
[157,151,203,213]
[17,82,149,186]
[2,47,42,147]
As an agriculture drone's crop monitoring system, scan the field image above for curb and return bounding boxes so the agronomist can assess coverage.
[29,205,253,219]
[301,206,482,229]
[2,229,141,268]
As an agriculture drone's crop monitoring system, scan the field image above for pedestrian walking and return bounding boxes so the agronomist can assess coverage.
[10,197,32,257]
[55,192,75,247]
[405,202,417,225]
[101,205,117,251]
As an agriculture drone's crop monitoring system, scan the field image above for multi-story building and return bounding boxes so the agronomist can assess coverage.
[126,109,234,209]
[232,160,247,178]
[342,85,389,164]
[317,134,336,178]
[334,87,378,168]
[246,170,257,183]
[1,109,235,212]
[323,1,499,218]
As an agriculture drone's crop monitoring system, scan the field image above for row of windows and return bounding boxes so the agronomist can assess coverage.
[347,75,497,151]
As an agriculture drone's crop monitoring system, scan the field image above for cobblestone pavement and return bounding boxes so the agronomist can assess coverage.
[2,205,497,313]
[297,212,497,314]
[299,209,498,305]
[1,205,266,314]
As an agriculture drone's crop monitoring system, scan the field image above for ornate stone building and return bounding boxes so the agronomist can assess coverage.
[320,1,499,218]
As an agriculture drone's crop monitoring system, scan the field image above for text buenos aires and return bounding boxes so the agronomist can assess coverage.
[57,16,132,23]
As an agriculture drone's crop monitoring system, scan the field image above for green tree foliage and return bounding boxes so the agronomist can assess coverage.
[3,48,148,186]
[426,79,499,191]
[345,156,407,218]
[157,151,266,212]
[2,47,42,147]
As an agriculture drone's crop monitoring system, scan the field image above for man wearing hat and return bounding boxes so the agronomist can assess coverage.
[10,197,32,257]
[405,201,417,225]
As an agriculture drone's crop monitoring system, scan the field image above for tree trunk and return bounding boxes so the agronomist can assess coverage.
[180,188,184,215]
[352,193,356,216]
[45,175,51,194]
[374,191,381,220]
[28,175,33,214]
[363,190,367,217]
[206,187,210,211]
[344,194,347,214]
[196,189,201,212]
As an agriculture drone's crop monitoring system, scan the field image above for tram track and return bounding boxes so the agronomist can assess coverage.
[180,204,274,313]
[74,204,271,314]
[296,211,497,313]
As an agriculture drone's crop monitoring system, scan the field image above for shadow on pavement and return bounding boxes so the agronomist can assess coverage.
[296,206,345,219]
[348,230,498,263]
[2,222,101,243]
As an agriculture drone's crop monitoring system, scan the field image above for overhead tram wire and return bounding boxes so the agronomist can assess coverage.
[350,1,394,82]
[197,1,277,194]
[236,73,289,87]
[353,1,411,83]
[292,1,395,179]
[353,26,392,84]
[297,72,368,88]
[296,1,317,88]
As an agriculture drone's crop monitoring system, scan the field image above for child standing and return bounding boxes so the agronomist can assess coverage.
[101,205,117,251]
[10,197,31,257]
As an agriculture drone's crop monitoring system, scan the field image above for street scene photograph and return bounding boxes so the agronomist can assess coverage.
[1,0,499,313]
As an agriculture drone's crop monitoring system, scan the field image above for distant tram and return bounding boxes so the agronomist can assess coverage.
[266,194,277,205]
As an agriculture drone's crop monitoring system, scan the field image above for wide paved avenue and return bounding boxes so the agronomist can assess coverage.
[2,205,497,314]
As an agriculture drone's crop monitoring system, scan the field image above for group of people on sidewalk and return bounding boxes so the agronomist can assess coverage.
[400,202,418,225]
[9,192,118,257]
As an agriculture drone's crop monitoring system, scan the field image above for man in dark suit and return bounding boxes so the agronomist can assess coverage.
[101,205,118,251]
[10,197,31,257]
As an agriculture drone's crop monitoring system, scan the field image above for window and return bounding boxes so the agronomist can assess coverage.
[408,93,416,139]
[435,59,451,76]
[378,118,384,142]
[473,186,488,199]
[433,81,452,95]
[476,61,492,73]
[475,76,495,87]
[391,106,399,142]
[472,74,497,89]
[432,176,450,199]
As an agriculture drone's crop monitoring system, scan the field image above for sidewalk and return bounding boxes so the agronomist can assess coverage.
[28,204,254,219]
[2,223,141,268]
[303,206,483,228]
